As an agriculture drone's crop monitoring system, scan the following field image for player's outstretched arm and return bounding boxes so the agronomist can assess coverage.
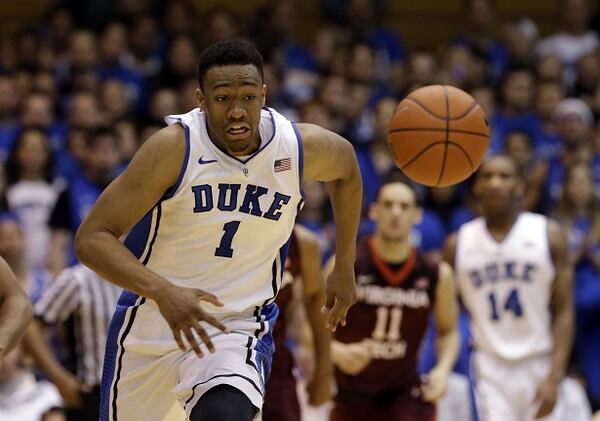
[422,261,460,403]
[296,225,332,406]
[298,123,362,331]
[75,125,229,356]
[535,220,574,418]
[0,256,32,359]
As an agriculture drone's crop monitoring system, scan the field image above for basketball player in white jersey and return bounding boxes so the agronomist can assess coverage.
[75,39,362,421]
[444,155,574,420]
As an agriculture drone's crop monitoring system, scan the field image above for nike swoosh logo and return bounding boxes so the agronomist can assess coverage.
[198,156,218,165]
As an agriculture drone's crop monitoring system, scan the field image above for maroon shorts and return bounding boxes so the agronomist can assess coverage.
[263,375,300,421]
[263,345,300,421]
[332,384,435,421]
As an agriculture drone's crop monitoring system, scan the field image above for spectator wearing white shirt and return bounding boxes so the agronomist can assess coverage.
[5,128,59,272]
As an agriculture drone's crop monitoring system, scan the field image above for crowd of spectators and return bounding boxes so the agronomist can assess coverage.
[1,0,600,418]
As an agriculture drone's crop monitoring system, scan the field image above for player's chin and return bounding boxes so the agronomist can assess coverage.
[382,231,405,242]
[482,192,510,206]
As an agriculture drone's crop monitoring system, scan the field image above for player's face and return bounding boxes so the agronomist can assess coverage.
[197,64,266,156]
[474,157,522,211]
[370,183,422,241]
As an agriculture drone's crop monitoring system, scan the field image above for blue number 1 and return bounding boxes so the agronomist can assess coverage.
[215,221,240,258]
[488,288,523,321]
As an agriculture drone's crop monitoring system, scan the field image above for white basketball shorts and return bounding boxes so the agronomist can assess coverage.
[100,291,278,421]
[471,351,574,421]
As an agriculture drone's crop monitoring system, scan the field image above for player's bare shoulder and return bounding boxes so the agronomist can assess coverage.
[295,122,357,182]
[135,124,186,172]
[546,218,568,264]
[442,232,459,267]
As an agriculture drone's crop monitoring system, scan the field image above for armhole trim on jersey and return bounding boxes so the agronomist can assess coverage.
[163,120,191,200]
[291,122,306,202]
[544,217,557,278]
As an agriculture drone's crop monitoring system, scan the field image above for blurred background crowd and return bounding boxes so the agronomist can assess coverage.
[1,0,600,419]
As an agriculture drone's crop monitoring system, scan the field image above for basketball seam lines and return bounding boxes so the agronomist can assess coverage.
[399,140,473,171]
[436,86,450,185]
[387,128,488,138]
[405,96,478,121]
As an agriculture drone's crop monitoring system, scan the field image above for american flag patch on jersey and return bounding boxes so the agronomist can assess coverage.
[274,158,291,172]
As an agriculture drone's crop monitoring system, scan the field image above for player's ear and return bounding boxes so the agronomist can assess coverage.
[515,179,525,198]
[196,88,205,110]
[368,202,378,221]
[261,84,267,107]
[472,177,482,199]
[413,206,423,225]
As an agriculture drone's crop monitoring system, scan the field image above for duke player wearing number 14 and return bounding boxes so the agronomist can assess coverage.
[74,39,362,421]
[328,176,460,420]
[444,155,574,420]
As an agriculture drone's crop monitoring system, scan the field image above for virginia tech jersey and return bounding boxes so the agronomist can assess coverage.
[124,107,304,314]
[335,238,439,393]
[455,213,555,360]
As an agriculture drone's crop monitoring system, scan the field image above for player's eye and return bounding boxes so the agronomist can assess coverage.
[245,95,256,101]
[215,96,228,102]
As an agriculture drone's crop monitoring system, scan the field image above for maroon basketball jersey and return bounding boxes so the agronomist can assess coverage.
[335,237,439,394]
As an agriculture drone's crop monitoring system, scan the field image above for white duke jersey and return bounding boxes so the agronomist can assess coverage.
[455,213,555,360]
[123,107,304,314]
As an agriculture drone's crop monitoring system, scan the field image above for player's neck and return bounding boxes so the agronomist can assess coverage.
[372,234,411,264]
[484,209,519,237]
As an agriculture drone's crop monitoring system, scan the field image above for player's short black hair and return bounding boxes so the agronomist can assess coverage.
[475,154,522,180]
[197,39,264,89]
[375,170,422,206]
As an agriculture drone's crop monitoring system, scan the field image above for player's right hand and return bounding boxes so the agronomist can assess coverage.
[331,340,371,375]
[154,284,230,357]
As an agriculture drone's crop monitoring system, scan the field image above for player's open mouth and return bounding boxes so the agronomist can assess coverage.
[226,126,250,140]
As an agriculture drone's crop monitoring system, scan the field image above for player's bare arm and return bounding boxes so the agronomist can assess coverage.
[75,124,229,357]
[299,122,362,331]
[295,225,332,406]
[422,261,460,403]
[0,256,32,359]
[442,233,458,268]
[535,220,574,418]
[322,255,371,375]
[24,319,88,407]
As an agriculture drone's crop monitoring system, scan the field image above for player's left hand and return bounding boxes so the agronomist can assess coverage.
[306,367,331,406]
[322,265,357,331]
[421,366,449,402]
[534,377,559,418]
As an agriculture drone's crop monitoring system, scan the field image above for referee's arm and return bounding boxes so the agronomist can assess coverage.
[23,270,86,407]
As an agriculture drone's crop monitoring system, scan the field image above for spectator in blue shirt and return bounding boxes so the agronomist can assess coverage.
[553,162,600,411]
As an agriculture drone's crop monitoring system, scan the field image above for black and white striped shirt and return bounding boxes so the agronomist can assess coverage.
[33,264,122,387]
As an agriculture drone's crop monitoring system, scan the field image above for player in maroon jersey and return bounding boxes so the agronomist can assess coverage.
[263,225,332,421]
[327,177,460,420]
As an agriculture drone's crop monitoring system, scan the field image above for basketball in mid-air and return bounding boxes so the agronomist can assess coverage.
[387,85,490,187]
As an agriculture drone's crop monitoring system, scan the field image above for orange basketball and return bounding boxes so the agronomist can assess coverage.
[387,85,490,187]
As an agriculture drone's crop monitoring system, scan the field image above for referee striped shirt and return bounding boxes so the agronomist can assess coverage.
[33,264,122,387]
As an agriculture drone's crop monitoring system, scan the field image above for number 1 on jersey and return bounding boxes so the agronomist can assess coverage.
[215,221,240,258]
